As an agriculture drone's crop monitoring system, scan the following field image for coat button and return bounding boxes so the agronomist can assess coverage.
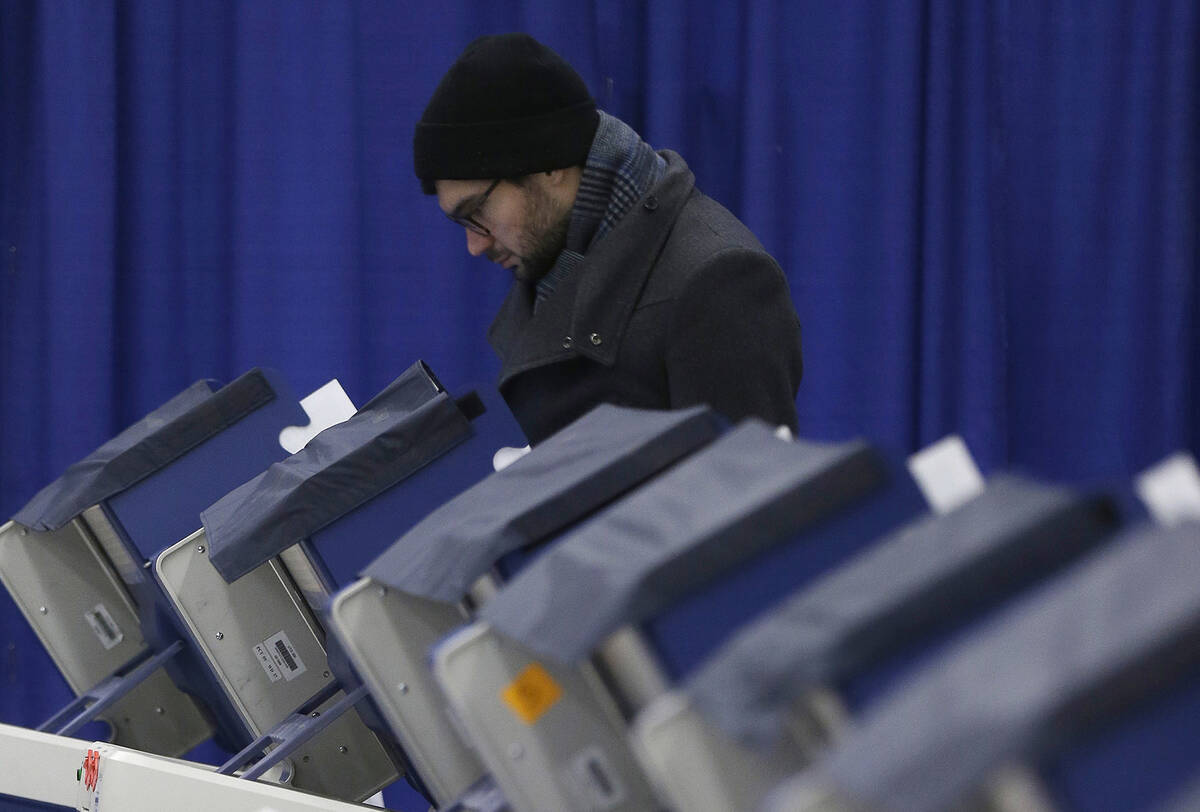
[643,195,658,211]
[590,333,602,346]
[562,336,574,349]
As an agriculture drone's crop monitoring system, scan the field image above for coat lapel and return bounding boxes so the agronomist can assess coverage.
[489,151,696,389]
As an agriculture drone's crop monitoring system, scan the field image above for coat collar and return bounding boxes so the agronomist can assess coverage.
[488,150,696,389]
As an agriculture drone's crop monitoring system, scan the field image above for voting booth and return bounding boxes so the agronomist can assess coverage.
[402,419,929,810]
[630,475,1122,811]
[439,424,928,811]
[0,369,315,759]
[767,519,1200,812]
[5,363,1200,812]
[328,403,727,807]
[152,361,529,803]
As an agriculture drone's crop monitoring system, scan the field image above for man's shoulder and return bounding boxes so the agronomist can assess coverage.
[653,150,769,259]
[640,162,779,304]
[674,187,768,257]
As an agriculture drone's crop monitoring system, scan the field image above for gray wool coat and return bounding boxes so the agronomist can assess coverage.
[487,150,803,445]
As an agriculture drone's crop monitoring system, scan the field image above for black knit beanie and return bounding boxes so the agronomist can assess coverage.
[413,33,599,194]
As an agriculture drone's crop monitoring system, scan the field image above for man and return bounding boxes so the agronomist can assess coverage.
[413,33,803,444]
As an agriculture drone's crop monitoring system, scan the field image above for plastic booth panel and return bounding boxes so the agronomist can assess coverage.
[0,518,212,756]
[434,623,661,812]
[154,527,397,804]
[328,579,482,806]
[631,693,812,812]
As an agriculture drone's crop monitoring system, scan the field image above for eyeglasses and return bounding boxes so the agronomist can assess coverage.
[445,178,501,236]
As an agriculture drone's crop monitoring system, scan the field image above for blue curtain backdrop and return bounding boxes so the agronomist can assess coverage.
[0,0,1197,753]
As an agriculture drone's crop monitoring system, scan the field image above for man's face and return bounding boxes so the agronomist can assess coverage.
[436,176,571,285]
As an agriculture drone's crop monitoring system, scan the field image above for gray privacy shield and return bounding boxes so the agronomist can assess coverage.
[363,403,724,602]
[14,371,275,531]
[820,521,1200,812]
[685,474,1119,748]
[203,362,469,583]
[481,421,883,664]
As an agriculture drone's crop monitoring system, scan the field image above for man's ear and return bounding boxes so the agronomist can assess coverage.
[541,166,583,196]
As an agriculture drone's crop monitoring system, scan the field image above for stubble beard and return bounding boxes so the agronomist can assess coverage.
[510,186,571,285]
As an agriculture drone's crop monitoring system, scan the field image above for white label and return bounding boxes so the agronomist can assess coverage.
[278,379,358,454]
[1135,453,1200,526]
[492,445,532,472]
[84,604,124,650]
[565,746,626,810]
[907,435,986,515]
[254,630,307,682]
[253,641,284,683]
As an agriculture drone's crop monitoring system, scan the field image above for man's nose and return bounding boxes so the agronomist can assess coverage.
[465,229,492,256]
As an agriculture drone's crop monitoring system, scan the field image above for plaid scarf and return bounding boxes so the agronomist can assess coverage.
[535,111,667,307]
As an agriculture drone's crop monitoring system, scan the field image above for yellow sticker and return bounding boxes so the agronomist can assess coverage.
[501,662,563,725]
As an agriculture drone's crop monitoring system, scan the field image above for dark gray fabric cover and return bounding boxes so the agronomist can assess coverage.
[821,521,1200,812]
[13,371,276,531]
[686,475,1118,747]
[204,362,470,582]
[364,403,723,601]
[481,421,881,663]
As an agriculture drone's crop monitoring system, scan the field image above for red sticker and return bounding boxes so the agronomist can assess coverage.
[83,749,100,791]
